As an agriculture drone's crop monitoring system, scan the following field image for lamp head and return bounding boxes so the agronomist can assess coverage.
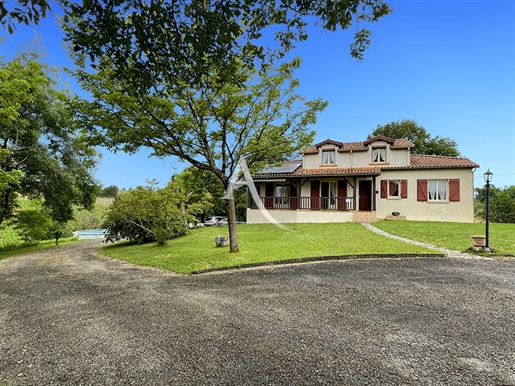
[484,169,493,184]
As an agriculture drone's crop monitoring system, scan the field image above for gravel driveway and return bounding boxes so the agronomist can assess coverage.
[1,240,514,385]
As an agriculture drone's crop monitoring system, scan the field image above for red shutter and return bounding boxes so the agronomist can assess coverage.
[310,181,320,209]
[401,180,408,199]
[449,179,460,202]
[417,180,427,202]
[380,180,387,198]
[337,180,347,210]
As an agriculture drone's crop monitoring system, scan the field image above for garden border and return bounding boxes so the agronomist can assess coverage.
[191,253,446,274]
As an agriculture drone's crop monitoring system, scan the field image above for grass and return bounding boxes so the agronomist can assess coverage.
[0,237,80,262]
[373,220,515,254]
[95,197,115,207]
[99,223,439,274]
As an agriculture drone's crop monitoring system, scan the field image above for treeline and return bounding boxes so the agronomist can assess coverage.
[475,185,515,223]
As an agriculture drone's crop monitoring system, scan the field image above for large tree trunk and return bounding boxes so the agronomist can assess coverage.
[226,196,239,253]
[0,187,12,227]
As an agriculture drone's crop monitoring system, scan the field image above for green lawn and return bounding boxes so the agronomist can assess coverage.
[373,220,515,254]
[99,223,439,274]
[0,237,80,261]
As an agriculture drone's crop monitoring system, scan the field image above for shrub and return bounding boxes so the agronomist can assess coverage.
[103,182,194,246]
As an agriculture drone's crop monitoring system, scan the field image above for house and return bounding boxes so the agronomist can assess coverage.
[247,136,479,223]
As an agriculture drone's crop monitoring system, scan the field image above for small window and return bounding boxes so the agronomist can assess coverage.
[428,180,447,201]
[372,147,386,163]
[322,150,335,165]
[388,181,399,197]
[381,180,407,199]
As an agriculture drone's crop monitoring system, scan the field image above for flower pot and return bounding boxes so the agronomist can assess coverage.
[471,236,486,247]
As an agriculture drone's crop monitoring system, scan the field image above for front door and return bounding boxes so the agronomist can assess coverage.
[359,180,372,211]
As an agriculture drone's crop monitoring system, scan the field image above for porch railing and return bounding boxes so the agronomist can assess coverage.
[249,196,354,211]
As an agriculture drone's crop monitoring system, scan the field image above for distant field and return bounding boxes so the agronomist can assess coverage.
[96,197,115,207]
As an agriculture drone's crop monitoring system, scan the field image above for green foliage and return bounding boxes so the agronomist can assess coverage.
[173,167,225,222]
[0,0,52,33]
[70,56,326,252]
[14,209,52,242]
[99,223,437,274]
[369,119,460,156]
[63,0,391,92]
[0,54,99,227]
[13,206,72,245]
[97,185,118,198]
[67,205,107,232]
[475,185,515,224]
[103,181,194,246]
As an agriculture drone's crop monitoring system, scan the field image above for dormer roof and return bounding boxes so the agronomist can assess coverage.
[302,137,415,154]
[363,135,396,146]
[313,139,344,148]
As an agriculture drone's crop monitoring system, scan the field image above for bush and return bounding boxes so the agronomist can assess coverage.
[103,182,194,246]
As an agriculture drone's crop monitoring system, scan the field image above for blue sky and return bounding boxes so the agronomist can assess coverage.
[1,0,514,190]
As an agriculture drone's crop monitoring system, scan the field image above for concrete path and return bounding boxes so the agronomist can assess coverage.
[362,223,490,260]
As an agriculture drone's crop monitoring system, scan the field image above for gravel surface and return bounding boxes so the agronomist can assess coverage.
[0,240,514,385]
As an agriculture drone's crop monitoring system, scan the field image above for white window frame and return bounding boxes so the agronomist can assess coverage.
[388,180,400,198]
[322,149,335,165]
[372,147,386,163]
[428,179,447,201]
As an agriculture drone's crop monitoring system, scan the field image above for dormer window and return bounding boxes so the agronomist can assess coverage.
[372,147,386,163]
[322,149,335,165]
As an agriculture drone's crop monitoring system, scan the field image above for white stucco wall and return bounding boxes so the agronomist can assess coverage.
[375,168,476,223]
[247,209,354,223]
[303,140,410,169]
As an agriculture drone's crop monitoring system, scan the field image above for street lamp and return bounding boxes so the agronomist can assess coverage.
[484,169,493,252]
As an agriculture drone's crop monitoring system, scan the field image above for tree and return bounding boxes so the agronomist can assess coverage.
[0,0,52,33]
[173,166,226,223]
[369,119,460,156]
[98,185,119,198]
[475,185,515,224]
[62,0,391,88]
[0,54,99,227]
[103,181,194,246]
[70,57,325,252]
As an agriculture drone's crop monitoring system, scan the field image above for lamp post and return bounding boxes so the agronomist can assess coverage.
[484,169,493,252]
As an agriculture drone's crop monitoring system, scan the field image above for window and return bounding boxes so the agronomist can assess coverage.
[321,181,337,208]
[381,180,408,199]
[275,183,290,207]
[372,147,386,163]
[428,180,447,201]
[322,150,335,165]
[389,181,399,197]
[418,179,460,202]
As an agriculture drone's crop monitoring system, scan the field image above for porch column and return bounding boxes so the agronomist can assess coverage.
[297,178,301,210]
[353,176,357,211]
[372,176,377,211]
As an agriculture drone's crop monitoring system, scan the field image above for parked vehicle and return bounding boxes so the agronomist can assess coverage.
[204,216,226,227]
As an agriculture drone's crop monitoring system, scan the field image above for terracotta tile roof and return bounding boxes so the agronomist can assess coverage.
[302,137,415,154]
[364,135,396,145]
[340,141,367,152]
[293,166,382,177]
[409,154,479,168]
[313,139,344,148]
[301,145,318,154]
[380,154,479,170]
[391,138,415,149]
